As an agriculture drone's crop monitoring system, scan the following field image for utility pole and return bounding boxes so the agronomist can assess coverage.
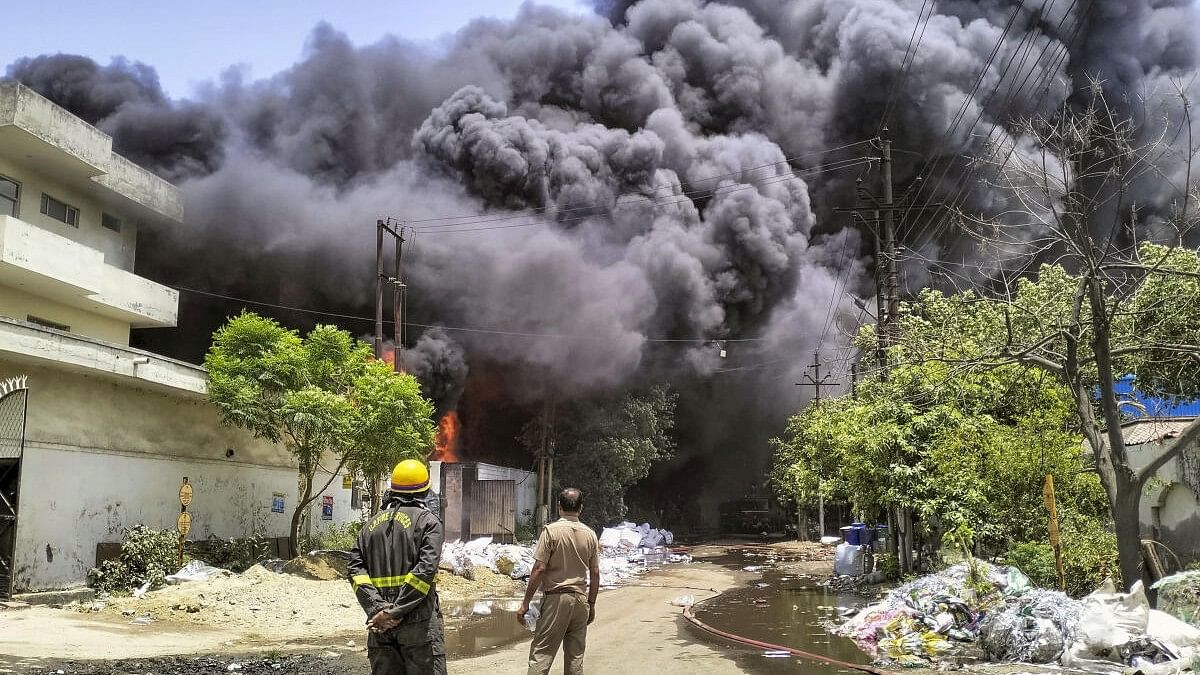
[795,351,835,538]
[795,351,834,403]
[392,226,406,372]
[834,126,937,382]
[373,219,407,370]
[880,128,900,357]
[374,221,385,360]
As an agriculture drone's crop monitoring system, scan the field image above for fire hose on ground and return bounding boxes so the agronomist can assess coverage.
[679,593,886,675]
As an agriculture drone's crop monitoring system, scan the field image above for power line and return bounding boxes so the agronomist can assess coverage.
[170,284,773,343]
[404,139,875,227]
[416,157,878,235]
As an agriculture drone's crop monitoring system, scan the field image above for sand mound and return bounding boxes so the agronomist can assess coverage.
[282,552,347,581]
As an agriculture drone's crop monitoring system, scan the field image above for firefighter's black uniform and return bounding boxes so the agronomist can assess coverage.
[348,493,445,674]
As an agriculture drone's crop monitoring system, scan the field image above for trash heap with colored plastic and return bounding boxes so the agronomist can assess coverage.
[833,560,1200,673]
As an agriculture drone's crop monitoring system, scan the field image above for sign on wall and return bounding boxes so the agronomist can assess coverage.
[342,474,353,490]
[321,495,334,521]
[271,492,285,513]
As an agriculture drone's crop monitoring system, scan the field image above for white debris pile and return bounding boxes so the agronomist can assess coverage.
[599,522,674,550]
[440,521,690,588]
[440,537,535,580]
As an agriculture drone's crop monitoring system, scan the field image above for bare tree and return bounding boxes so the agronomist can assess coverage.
[906,81,1200,589]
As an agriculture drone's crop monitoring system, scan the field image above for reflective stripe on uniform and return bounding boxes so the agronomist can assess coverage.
[351,574,372,590]
[367,572,431,595]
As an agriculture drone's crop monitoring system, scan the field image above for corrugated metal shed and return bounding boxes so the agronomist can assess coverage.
[429,461,536,543]
[1114,376,1200,418]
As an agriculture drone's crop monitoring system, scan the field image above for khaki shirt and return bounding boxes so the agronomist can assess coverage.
[533,517,600,596]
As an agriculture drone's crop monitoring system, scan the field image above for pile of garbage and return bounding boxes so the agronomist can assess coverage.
[833,560,1200,672]
[441,537,534,581]
[439,522,691,588]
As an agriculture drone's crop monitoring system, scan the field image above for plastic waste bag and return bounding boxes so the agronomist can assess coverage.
[833,543,866,577]
[671,595,695,607]
[599,528,623,548]
[1061,579,1151,672]
[524,603,540,632]
[165,560,230,584]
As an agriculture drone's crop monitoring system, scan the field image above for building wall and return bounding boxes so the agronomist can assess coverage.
[0,360,287,466]
[13,443,355,591]
[0,286,129,344]
[0,360,358,591]
[1129,437,1200,566]
[0,154,136,271]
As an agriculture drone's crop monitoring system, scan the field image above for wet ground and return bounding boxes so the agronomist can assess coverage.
[693,548,877,674]
[8,542,880,674]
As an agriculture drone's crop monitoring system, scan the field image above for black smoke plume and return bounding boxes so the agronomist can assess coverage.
[7,0,1199,520]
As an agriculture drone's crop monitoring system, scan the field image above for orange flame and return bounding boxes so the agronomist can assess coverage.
[433,411,461,463]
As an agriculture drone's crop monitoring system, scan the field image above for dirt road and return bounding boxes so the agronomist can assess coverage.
[2,560,761,674]
[452,562,754,674]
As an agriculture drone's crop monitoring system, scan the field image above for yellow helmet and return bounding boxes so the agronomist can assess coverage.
[390,459,430,493]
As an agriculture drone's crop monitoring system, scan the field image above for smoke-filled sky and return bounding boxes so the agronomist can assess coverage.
[5,0,1199,516]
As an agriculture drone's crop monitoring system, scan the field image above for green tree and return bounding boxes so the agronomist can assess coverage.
[772,348,1107,575]
[525,386,677,528]
[205,312,436,552]
[349,359,437,514]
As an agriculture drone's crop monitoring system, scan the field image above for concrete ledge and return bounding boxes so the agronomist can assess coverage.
[0,316,208,395]
[13,587,95,606]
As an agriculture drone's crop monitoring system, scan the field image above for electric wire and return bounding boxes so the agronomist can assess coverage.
[170,284,774,343]
[404,139,874,228]
[416,157,877,234]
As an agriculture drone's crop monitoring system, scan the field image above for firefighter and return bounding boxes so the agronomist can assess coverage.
[348,459,446,674]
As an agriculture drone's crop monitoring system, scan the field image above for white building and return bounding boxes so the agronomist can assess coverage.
[0,82,354,594]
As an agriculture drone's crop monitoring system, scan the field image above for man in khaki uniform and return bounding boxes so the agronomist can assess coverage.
[517,488,600,675]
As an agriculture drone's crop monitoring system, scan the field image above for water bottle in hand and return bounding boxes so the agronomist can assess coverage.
[523,603,540,632]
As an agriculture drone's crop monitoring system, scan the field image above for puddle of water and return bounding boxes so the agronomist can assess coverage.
[696,553,876,674]
[442,599,531,658]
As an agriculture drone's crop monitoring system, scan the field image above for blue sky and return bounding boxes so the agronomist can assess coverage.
[0,1,589,98]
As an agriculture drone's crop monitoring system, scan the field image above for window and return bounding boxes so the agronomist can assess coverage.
[26,315,70,332]
[101,212,122,232]
[40,193,79,227]
[0,176,18,217]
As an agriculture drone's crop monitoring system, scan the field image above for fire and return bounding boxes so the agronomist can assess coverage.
[433,411,461,463]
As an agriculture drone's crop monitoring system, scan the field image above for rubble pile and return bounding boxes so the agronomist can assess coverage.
[439,522,691,588]
[833,561,1200,672]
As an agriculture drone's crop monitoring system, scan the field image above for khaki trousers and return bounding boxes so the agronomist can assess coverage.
[527,592,589,675]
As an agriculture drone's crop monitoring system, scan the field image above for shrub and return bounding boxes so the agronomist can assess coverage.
[88,526,180,594]
[189,535,271,572]
[1004,516,1120,597]
[303,521,361,552]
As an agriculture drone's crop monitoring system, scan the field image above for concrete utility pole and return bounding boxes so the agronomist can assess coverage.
[795,352,835,538]
[880,128,900,357]
[795,351,834,403]
[392,226,406,372]
[374,221,385,361]
[374,219,406,370]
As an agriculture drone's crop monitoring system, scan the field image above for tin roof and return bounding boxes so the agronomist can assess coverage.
[1115,376,1200,418]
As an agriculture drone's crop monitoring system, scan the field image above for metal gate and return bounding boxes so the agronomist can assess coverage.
[0,376,28,600]
[468,479,516,544]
